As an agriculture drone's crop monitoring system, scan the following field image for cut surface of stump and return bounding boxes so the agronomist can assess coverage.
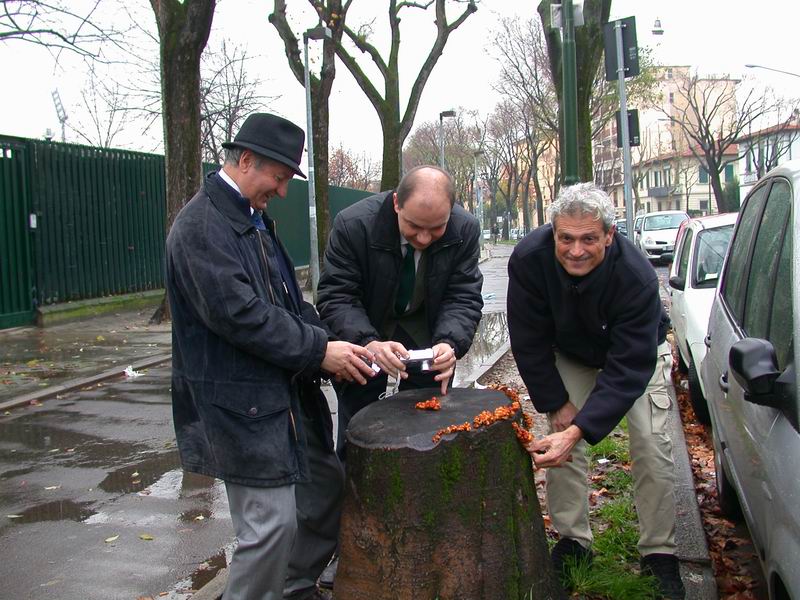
[335,387,563,600]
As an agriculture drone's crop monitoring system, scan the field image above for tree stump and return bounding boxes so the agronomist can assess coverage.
[335,387,563,600]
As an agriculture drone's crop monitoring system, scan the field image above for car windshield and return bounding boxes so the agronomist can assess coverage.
[644,214,687,231]
[694,225,734,285]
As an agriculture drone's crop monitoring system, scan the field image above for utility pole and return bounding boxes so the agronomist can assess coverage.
[561,0,579,184]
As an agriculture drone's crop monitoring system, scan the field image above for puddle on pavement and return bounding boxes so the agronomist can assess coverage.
[453,311,509,387]
[0,420,150,469]
[6,499,96,524]
[98,452,182,494]
[180,507,213,523]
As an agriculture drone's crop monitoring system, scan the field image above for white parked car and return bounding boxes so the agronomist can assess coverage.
[667,213,738,424]
[636,210,689,264]
[701,160,800,598]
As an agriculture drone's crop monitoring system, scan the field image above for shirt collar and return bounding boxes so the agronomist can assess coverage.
[218,168,253,215]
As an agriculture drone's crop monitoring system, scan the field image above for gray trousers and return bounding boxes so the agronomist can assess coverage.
[547,342,677,556]
[223,408,344,600]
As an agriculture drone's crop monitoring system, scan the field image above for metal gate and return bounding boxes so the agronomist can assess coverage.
[0,140,34,328]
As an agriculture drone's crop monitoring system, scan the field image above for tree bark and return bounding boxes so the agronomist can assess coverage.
[336,388,563,600]
[149,0,216,324]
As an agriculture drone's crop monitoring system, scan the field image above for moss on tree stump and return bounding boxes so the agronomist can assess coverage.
[334,387,563,600]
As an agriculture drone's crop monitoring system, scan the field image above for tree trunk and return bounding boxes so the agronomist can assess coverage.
[149,0,216,324]
[381,117,402,190]
[335,388,563,600]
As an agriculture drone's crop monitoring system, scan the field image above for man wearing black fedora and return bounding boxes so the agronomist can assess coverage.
[166,112,376,600]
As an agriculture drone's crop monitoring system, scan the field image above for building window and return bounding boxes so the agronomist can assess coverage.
[669,92,674,104]
[699,165,709,184]
[664,167,672,187]
[700,200,708,211]
[653,171,661,187]
[675,200,680,210]
[667,68,673,79]
[725,163,734,182]
[746,148,752,173]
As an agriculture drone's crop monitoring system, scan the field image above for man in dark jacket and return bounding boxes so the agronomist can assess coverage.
[508,182,684,599]
[166,113,375,600]
[317,165,483,457]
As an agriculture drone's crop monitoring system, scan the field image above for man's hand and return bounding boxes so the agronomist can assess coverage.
[549,400,578,432]
[365,340,409,378]
[321,341,376,385]
[431,342,456,395]
[529,424,583,469]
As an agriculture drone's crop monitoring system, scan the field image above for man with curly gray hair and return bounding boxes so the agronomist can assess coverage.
[508,182,684,598]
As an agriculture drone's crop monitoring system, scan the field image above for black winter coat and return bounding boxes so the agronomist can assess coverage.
[166,173,329,487]
[507,224,670,445]
[316,191,483,358]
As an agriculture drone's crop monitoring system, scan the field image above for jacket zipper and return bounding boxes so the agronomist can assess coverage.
[256,229,298,441]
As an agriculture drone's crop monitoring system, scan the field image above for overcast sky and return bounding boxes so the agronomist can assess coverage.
[1,0,799,158]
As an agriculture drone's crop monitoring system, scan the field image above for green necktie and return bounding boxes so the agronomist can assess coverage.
[395,245,416,315]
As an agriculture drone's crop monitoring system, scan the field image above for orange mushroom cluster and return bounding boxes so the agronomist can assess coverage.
[431,421,472,443]
[512,422,534,445]
[415,397,441,411]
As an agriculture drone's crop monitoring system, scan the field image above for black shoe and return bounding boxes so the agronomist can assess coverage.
[318,556,338,589]
[641,553,686,599]
[551,537,593,582]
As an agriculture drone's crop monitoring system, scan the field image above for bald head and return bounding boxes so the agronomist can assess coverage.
[396,165,456,209]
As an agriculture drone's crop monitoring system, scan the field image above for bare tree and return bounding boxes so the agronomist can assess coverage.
[662,73,794,213]
[334,0,477,190]
[329,144,380,191]
[740,105,800,178]
[0,0,125,58]
[270,0,345,264]
[149,0,215,323]
[403,110,481,211]
[66,64,131,147]
[200,41,278,165]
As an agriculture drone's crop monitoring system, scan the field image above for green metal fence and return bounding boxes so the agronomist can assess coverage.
[0,139,34,328]
[0,135,373,329]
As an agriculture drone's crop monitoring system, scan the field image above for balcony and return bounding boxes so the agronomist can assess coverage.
[647,185,681,198]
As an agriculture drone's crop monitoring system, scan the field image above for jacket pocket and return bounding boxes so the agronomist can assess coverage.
[206,381,298,481]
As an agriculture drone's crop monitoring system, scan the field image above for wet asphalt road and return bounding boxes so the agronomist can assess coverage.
[0,244,670,600]
[0,365,232,600]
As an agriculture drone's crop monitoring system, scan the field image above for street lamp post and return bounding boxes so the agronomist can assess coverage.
[473,149,484,249]
[439,110,455,169]
[303,23,331,300]
[745,64,800,79]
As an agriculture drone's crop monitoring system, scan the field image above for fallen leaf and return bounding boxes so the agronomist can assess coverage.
[7,514,22,519]
[139,533,154,541]
[131,471,140,478]
[44,485,61,491]
[96,335,105,341]
[104,535,120,543]
[194,515,205,521]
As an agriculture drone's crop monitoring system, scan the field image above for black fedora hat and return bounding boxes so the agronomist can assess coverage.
[222,113,307,178]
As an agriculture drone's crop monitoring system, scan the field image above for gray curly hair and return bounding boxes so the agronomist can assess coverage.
[548,182,617,232]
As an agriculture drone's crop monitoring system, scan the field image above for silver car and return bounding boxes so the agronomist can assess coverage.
[701,160,799,599]
[636,210,689,264]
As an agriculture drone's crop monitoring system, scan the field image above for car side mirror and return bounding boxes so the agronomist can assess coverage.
[668,274,685,290]
[729,338,783,408]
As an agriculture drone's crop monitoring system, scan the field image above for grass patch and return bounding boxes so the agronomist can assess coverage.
[586,430,630,464]
[559,496,659,599]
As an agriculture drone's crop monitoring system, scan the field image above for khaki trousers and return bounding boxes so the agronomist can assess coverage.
[546,342,677,556]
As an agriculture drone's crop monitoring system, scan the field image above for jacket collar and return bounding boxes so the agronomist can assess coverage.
[204,171,254,236]
[371,190,462,254]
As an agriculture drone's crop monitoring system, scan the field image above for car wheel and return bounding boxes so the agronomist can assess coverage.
[713,436,742,521]
[688,360,711,425]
